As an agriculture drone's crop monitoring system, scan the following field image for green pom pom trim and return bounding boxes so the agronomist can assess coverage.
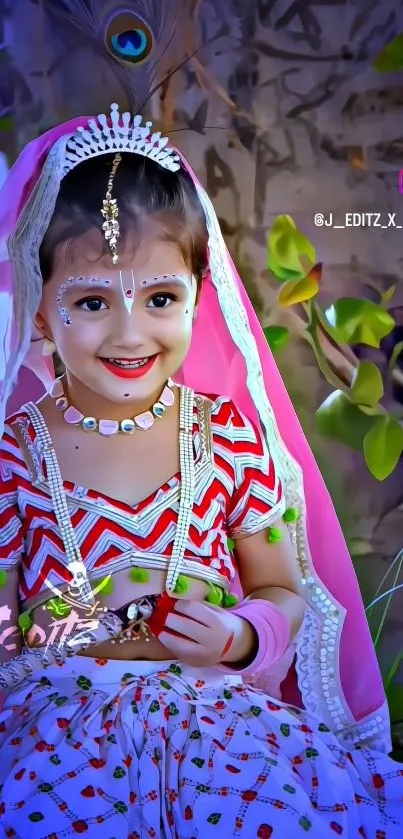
[205,583,224,606]
[223,593,239,608]
[267,526,283,544]
[227,538,235,552]
[98,576,115,596]
[0,570,8,589]
[18,611,34,632]
[129,567,149,583]
[174,574,190,595]
[46,597,72,618]
[282,507,300,524]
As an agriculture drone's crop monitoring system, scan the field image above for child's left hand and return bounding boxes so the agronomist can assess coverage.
[158,599,256,667]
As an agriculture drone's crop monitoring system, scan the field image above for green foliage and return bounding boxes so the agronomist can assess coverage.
[350,361,384,406]
[266,214,401,481]
[363,417,403,482]
[316,390,375,451]
[267,214,316,280]
[325,298,394,347]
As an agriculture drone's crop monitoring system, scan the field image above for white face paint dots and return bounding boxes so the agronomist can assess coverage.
[56,272,195,326]
[56,276,112,326]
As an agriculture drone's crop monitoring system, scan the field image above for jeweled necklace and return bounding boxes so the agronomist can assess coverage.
[49,377,175,436]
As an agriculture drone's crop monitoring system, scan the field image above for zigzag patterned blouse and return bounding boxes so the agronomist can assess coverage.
[0,395,284,606]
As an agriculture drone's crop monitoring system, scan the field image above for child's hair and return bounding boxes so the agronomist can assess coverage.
[39,152,209,286]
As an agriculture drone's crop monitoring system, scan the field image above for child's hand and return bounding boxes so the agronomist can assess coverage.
[158,600,256,667]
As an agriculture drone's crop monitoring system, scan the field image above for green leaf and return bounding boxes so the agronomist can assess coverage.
[263,325,290,352]
[267,215,316,281]
[316,390,376,451]
[372,34,403,72]
[325,298,395,347]
[278,273,319,306]
[351,361,384,407]
[207,813,222,825]
[29,813,45,823]
[363,416,403,481]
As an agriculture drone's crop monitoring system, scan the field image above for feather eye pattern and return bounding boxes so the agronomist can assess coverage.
[44,0,179,67]
[37,0,185,113]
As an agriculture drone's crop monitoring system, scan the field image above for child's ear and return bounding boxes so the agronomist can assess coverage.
[34,311,52,341]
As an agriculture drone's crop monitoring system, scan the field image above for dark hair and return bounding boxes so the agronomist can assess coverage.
[39,152,209,285]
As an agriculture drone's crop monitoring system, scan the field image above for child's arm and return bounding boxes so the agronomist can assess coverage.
[233,521,305,639]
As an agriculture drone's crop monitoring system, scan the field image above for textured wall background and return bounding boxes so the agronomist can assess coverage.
[0,0,402,673]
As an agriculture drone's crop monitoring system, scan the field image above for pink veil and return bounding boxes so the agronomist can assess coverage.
[0,108,390,752]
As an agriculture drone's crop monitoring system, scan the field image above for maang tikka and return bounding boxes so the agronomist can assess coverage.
[101,152,122,264]
[101,152,135,313]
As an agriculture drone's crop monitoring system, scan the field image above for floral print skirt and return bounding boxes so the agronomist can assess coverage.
[0,656,402,838]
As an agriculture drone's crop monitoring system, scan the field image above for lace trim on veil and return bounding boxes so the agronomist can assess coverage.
[195,184,391,752]
[6,134,391,751]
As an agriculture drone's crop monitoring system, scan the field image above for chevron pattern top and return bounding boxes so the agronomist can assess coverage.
[0,396,284,604]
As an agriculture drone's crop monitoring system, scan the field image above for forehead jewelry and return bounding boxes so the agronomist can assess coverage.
[120,269,135,315]
[101,152,122,264]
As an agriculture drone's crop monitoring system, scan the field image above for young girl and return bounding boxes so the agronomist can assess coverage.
[0,104,402,838]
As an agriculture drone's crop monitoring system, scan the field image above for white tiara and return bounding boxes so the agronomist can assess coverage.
[64,103,181,173]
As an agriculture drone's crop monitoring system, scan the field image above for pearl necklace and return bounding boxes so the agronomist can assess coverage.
[49,377,176,436]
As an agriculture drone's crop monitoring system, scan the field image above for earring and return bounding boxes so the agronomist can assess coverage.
[42,337,56,357]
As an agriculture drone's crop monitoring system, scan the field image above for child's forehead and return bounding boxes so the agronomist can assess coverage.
[51,229,188,277]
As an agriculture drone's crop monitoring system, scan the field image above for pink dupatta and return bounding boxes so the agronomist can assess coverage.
[0,108,390,751]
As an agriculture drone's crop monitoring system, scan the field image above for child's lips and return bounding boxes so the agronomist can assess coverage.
[100,355,158,379]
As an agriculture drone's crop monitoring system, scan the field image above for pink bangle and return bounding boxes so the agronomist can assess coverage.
[218,599,291,676]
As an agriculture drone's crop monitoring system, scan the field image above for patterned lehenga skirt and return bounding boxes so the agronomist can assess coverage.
[0,657,402,839]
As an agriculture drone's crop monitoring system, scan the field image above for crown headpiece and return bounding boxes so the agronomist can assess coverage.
[64,103,181,174]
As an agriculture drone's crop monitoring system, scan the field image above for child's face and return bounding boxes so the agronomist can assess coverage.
[36,224,198,405]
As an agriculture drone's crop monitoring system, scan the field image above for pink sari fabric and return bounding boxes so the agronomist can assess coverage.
[0,115,386,737]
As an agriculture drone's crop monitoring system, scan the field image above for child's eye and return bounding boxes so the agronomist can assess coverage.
[146,293,177,309]
[75,297,108,312]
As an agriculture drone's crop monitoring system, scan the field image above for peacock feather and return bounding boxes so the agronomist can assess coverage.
[0,0,236,152]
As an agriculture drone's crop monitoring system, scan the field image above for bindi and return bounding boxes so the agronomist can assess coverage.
[120,269,135,315]
[56,276,112,326]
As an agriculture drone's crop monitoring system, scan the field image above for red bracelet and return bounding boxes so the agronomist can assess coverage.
[147,592,177,638]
